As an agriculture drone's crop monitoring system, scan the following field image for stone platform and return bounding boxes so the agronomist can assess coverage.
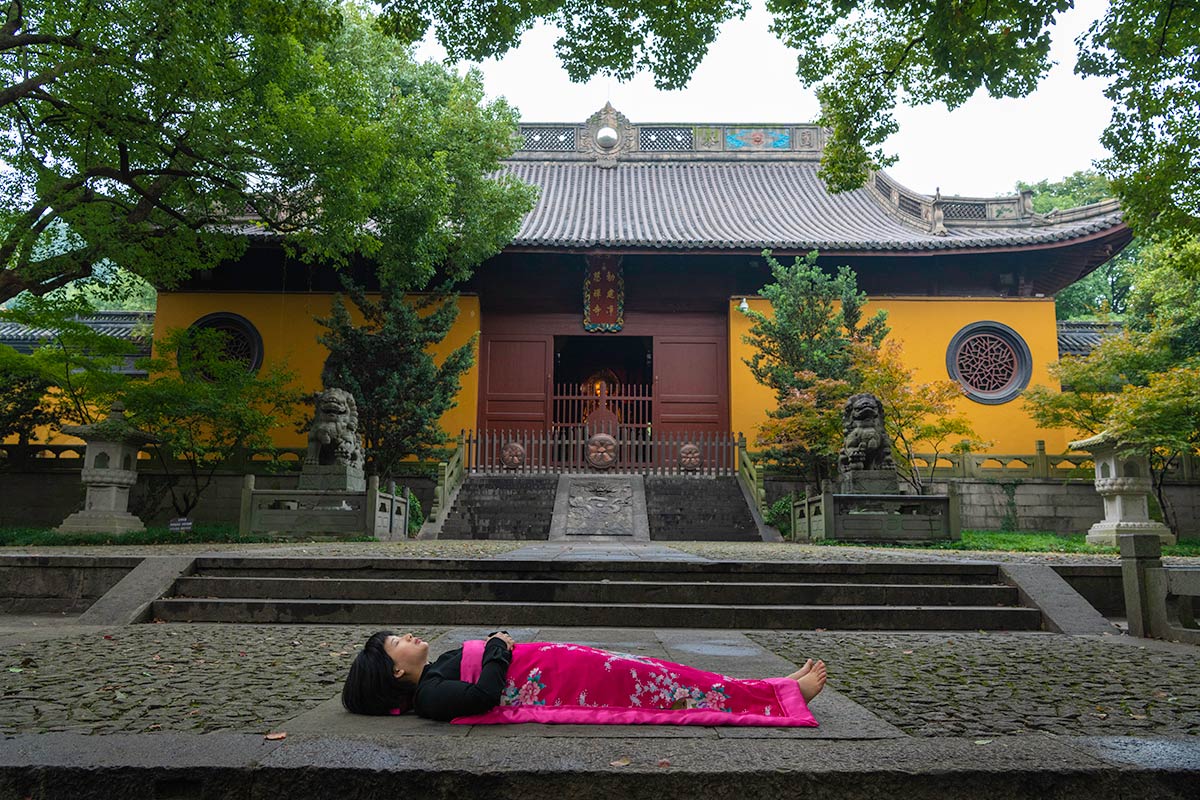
[1,542,1198,798]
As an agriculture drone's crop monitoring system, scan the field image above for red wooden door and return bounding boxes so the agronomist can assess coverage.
[653,335,727,434]
[478,335,552,431]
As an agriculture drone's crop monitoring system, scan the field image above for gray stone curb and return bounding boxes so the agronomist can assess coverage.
[76,555,195,626]
[999,562,1118,635]
[2,732,1198,799]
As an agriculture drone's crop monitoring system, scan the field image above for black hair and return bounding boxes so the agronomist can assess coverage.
[341,630,417,716]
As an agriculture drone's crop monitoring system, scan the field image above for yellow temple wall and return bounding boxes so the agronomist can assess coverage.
[728,296,1070,455]
[153,292,481,447]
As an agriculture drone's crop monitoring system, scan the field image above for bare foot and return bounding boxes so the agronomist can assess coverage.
[786,659,814,681]
[795,660,826,702]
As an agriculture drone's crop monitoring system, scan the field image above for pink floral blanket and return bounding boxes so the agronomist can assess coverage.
[451,641,817,727]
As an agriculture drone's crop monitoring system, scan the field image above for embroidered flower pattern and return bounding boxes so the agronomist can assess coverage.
[502,668,547,706]
[627,668,732,711]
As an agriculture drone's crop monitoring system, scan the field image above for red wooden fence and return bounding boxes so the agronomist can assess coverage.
[466,428,738,476]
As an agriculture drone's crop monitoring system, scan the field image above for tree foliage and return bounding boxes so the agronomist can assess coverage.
[397,1,1197,239]
[1018,170,1139,319]
[854,340,986,494]
[743,250,889,479]
[382,0,749,91]
[0,295,141,427]
[1024,237,1200,533]
[0,343,52,442]
[316,281,476,479]
[122,328,302,518]
[0,1,534,304]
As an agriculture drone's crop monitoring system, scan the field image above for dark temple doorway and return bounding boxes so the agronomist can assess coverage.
[553,336,653,436]
[554,335,652,389]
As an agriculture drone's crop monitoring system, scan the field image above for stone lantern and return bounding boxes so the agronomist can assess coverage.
[1070,432,1175,546]
[57,402,158,535]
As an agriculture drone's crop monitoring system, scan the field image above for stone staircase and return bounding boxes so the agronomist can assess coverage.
[439,476,559,540]
[151,557,1045,630]
[644,476,760,541]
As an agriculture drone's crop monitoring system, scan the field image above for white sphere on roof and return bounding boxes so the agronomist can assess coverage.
[595,126,619,148]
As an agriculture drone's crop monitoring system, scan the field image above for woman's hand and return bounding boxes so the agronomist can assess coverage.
[487,631,515,651]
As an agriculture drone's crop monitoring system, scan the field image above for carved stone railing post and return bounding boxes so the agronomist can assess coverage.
[1119,533,1163,638]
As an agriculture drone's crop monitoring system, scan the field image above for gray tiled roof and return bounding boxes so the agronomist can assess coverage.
[0,311,153,356]
[503,161,1123,252]
[1057,321,1122,358]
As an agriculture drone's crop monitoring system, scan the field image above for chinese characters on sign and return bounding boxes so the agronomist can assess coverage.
[583,256,624,332]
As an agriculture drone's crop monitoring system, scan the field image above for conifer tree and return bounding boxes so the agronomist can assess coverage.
[316,280,476,480]
[742,250,889,481]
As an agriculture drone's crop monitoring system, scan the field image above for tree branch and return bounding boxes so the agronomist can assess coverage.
[0,59,84,107]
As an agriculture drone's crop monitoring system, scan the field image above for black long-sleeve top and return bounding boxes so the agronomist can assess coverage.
[412,637,513,721]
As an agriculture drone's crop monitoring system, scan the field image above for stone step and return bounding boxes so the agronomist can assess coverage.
[643,476,758,541]
[190,557,1009,585]
[170,576,1020,606]
[149,597,1044,630]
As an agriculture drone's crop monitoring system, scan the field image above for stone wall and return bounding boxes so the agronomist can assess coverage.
[765,476,1200,536]
[0,468,436,530]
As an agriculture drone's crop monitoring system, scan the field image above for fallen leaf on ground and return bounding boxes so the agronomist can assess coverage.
[657,759,671,768]
[265,731,287,740]
[609,757,630,767]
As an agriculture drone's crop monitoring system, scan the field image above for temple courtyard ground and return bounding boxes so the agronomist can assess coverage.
[1,540,1198,798]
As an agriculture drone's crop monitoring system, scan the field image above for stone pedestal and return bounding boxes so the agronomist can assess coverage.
[57,466,146,535]
[1070,432,1174,546]
[298,463,366,493]
[838,469,899,495]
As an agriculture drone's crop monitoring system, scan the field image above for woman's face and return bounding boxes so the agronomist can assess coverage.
[383,633,429,681]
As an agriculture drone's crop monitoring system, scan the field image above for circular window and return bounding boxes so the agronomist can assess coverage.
[186,312,263,375]
[945,322,1032,404]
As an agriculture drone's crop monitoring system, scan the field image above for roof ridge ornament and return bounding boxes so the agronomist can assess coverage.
[580,103,634,168]
[930,187,947,235]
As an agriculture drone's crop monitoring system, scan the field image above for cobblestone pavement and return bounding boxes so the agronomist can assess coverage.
[0,540,525,558]
[666,541,1200,565]
[7,539,1200,565]
[4,536,1200,565]
[749,631,1200,738]
[0,624,443,735]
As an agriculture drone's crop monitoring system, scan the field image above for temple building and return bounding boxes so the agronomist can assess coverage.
[153,105,1131,458]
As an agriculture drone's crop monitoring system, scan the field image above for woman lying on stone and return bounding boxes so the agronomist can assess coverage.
[341,630,825,727]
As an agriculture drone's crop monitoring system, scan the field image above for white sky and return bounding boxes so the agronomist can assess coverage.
[415,0,1114,198]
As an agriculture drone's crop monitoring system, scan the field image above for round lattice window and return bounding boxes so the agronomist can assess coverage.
[945,322,1031,404]
[186,312,263,376]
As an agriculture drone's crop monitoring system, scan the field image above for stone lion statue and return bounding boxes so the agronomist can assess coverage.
[305,388,364,469]
[837,393,895,473]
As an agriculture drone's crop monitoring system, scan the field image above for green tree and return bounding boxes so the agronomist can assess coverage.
[743,249,889,480]
[0,344,53,443]
[1017,171,1111,215]
[122,328,302,519]
[0,1,533,304]
[854,340,986,494]
[1017,170,1139,319]
[0,295,140,427]
[316,281,476,480]
[1024,237,1200,533]
[392,1,1197,239]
